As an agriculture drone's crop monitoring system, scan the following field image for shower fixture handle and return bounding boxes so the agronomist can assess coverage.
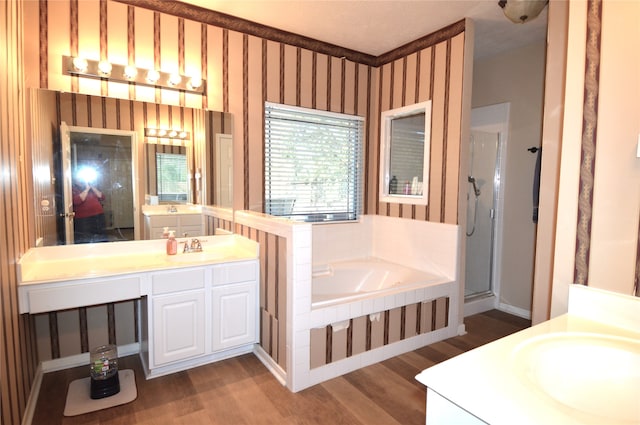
[468,176,481,197]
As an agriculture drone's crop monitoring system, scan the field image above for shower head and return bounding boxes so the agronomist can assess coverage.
[468,176,481,197]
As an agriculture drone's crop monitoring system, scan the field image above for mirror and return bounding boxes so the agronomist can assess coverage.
[379,101,431,205]
[27,88,233,246]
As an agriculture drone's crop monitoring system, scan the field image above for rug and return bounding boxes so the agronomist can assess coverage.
[63,369,137,416]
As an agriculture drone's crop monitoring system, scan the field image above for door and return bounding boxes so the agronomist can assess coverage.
[152,291,206,366]
[60,122,75,244]
[465,130,500,298]
[215,134,233,207]
[212,282,257,351]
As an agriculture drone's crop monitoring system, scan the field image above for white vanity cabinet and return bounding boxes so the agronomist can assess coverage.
[144,213,203,239]
[144,259,259,378]
[149,268,207,366]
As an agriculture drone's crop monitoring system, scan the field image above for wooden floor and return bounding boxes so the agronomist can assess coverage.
[32,310,530,425]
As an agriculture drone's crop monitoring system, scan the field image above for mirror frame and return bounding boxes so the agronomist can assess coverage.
[379,100,431,205]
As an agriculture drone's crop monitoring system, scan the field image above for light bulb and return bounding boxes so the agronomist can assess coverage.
[123,65,137,80]
[189,76,202,90]
[179,131,188,139]
[169,130,178,138]
[157,129,167,137]
[146,69,160,84]
[97,61,112,76]
[168,73,182,86]
[72,57,88,73]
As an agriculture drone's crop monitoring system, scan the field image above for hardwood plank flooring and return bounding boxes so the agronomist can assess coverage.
[31,310,530,425]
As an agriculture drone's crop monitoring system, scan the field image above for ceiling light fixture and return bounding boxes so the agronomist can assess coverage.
[63,56,206,94]
[498,0,548,24]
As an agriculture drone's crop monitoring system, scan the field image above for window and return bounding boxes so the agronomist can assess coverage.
[264,102,364,222]
[156,152,188,202]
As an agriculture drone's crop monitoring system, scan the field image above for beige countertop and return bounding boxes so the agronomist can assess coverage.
[18,234,258,285]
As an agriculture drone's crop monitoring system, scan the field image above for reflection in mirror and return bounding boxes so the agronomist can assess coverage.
[27,88,234,246]
[144,144,189,204]
[65,126,137,244]
[379,101,431,205]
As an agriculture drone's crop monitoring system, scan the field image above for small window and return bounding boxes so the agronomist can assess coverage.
[156,152,188,202]
[264,102,364,222]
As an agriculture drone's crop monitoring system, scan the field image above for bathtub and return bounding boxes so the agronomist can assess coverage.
[311,258,450,309]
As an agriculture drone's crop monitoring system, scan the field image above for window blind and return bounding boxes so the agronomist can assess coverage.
[264,102,364,222]
[156,152,188,202]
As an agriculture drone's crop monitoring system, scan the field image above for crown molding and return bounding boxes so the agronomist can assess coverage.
[115,0,465,68]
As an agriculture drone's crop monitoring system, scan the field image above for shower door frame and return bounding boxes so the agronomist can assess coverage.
[464,103,510,316]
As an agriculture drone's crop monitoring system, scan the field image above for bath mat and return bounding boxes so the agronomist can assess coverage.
[63,369,137,416]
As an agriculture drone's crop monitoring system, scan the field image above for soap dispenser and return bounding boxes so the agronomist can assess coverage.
[162,227,170,239]
[166,230,177,255]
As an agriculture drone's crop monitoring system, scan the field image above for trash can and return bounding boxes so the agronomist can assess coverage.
[89,344,120,399]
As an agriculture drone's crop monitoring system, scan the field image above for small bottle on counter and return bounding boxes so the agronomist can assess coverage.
[162,227,170,239]
[404,181,411,195]
[166,230,177,255]
[389,175,398,194]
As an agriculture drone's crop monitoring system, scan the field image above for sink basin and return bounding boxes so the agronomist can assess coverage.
[512,332,640,423]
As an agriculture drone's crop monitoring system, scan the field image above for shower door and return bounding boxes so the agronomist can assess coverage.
[465,130,500,298]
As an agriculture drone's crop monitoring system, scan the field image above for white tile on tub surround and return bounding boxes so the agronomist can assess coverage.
[350,301,363,318]
[405,289,417,304]
[312,220,371,265]
[361,299,374,315]
[370,215,459,279]
[335,304,351,322]
[373,297,386,313]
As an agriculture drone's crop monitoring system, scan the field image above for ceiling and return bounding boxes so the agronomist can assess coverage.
[179,0,548,59]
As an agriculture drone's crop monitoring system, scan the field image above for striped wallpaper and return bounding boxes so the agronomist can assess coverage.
[23,0,467,225]
[1,1,38,424]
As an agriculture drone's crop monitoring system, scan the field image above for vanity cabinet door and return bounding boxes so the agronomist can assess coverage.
[211,281,257,351]
[152,290,206,366]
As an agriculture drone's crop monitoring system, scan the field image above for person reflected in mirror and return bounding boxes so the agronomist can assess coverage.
[72,166,107,243]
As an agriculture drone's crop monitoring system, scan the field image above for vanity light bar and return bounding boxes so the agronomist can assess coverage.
[63,56,205,94]
[144,128,190,139]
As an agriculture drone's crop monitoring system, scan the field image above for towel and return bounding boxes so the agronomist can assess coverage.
[369,313,381,322]
[532,147,542,223]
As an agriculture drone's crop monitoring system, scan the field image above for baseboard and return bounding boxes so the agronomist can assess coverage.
[21,364,43,425]
[40,343,140,373]
[253,345,286,386]
[464,294,496,317]
[497,302,531,320]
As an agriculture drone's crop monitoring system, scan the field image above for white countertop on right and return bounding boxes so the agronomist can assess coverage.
[416,286,640,425]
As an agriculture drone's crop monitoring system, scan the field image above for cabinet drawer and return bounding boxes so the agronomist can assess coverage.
[27,276,141,313]
[152,268,205,295]
[212,261,257,286]
[149,216,179,227]
[180,215,202,226]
